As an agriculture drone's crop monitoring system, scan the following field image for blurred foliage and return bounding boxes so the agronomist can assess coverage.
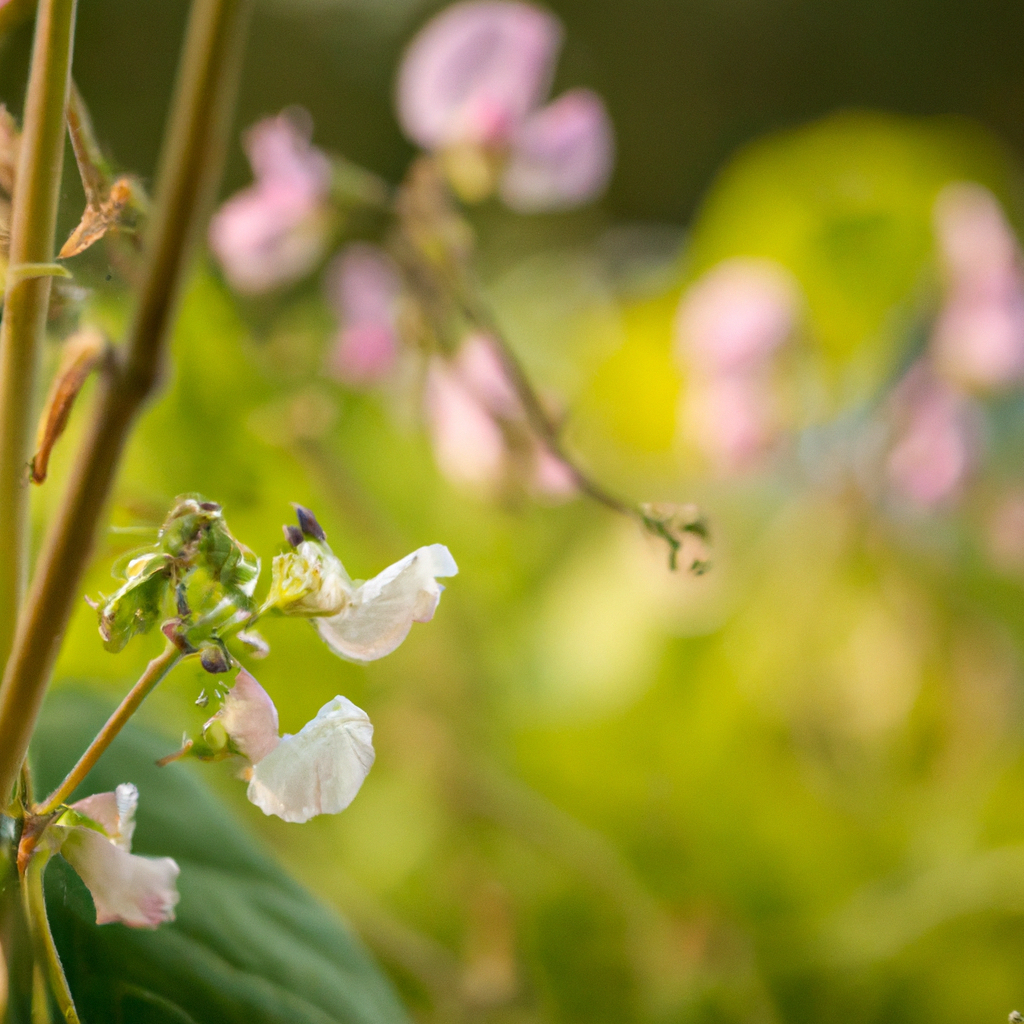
[4,1,1024,1023]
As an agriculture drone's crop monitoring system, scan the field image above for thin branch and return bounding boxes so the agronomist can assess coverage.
[0,0,252,807]
[0,0,78,677]
[35,643,182,814]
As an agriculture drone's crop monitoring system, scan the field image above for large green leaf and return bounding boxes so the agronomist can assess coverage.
[12,689,409,1024]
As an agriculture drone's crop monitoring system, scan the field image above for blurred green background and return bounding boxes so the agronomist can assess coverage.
[7,0,1024,1021]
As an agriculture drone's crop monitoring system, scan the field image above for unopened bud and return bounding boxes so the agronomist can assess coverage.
[283,524,303,548]
[200,645,231,675]
[293,504,326,541]
[202,719,229,753]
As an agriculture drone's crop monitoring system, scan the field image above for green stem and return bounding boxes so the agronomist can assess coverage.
[0,0,78,676]
[36,644,181,815]
[22,851,79,1024]
[0,0,252,808]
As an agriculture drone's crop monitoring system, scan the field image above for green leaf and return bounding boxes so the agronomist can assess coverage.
[13,689,409,1024]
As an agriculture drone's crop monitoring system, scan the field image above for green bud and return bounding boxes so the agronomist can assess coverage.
[202,719,229,753]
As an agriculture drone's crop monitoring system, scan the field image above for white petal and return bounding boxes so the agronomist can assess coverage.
[69,783,138,850]
[247,697,375,823]
[499,89,614,212]
[315,544,459,661]
[61,827,180,929]
[215,668,281,763]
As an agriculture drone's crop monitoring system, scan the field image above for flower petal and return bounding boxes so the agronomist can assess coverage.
[397,0,562,150]
[69,782,138,849]
[61,827,180,929]
[315,544,459,661]
[215,668,281,763]
[499,89,614,212]
[247,696,375,823]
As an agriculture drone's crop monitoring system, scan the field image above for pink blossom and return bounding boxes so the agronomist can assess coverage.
[424,333,576,497]
[396,1,561,150]
[675,258,799,375]
[396,1,613,211]
[500,88,615,212]
[209,111,333,295]
[930,182,1024,389]
[684,372,778,473]
[324,244,402,386]
[886,363,978,506]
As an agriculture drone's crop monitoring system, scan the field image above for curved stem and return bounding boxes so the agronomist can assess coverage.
[0,0,252,808]
[0,0,78,674]
[36,643,181,814]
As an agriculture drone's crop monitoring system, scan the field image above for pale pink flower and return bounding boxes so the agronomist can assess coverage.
[886,363,978,506]
[207,668,376,824]
[500,88,615,212]
[684,372,778,473]
[324,244,402,387]
[396,1,613,211]
[397,1,561,150]
[424,333,577,497]
[930,182,1024,389]
[986,490,1024,573]
[209,111,333,295]
[58,784,180,929]
[675,258,799,375]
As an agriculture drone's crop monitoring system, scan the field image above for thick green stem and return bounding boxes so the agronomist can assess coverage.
[0,0,252,807]
[22,852,78,1024]
[0,0,78,674]
[36,643,181,814]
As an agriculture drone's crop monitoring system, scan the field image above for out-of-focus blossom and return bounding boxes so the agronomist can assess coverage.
[204,669,375,824]
[499,88,615,213]
[930,182,1024,390]
[675,258,800,375]
[986,489,1024,573]
[424,333,577,498]
[56,784,180,929]
[886,363,978,506]
[675,258,799,473]
[264,505,458,662]
[209,111,333,295]
[683,372,779,474]
[324,244,403,387]
[397,1,560,150]
[396,1,613,211]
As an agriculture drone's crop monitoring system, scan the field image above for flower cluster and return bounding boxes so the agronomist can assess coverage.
[886,182,1024,506]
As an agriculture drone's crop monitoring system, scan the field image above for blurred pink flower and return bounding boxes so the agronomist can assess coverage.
[684,372,778,473]
[324,244,402,387]
[675,258,799,375]
[930,182,1024,389]
[886,363,978,506]
[397,1,561,150]
[396,1,613,211]
[424,333,576,497]
[209,111,333,295]
[500,89,615,212]
[986,490,1024,573]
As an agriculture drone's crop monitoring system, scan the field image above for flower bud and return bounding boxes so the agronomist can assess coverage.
[199,644,231,675]
[293,504,326,541]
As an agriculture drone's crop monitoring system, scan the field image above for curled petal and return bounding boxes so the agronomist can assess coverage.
[500,89,615,212]
[247,696,375,823]
[397,0,562,149]
[315,544,459,661]
[61,827,180,929]
[215,668,280,763]
[265,541,351,616]
[70,782,138,849]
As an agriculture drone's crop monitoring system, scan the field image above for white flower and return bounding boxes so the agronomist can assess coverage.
[265,507,458,662]
[57,783,180,929]
[207,669,375,824]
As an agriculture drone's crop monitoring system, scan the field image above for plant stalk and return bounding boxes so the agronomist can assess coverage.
[36,643,181,814]
[0,0,252,806]
[0,0,78,673]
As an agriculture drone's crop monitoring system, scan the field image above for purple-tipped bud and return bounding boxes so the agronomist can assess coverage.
[283,524,304,548]
[293,504,326,541]
[500,89,615,212]
[396,1,562,150]
[200,645,231,675]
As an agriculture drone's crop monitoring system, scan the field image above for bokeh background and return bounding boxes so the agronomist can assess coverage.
[5,0,1024,1021]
